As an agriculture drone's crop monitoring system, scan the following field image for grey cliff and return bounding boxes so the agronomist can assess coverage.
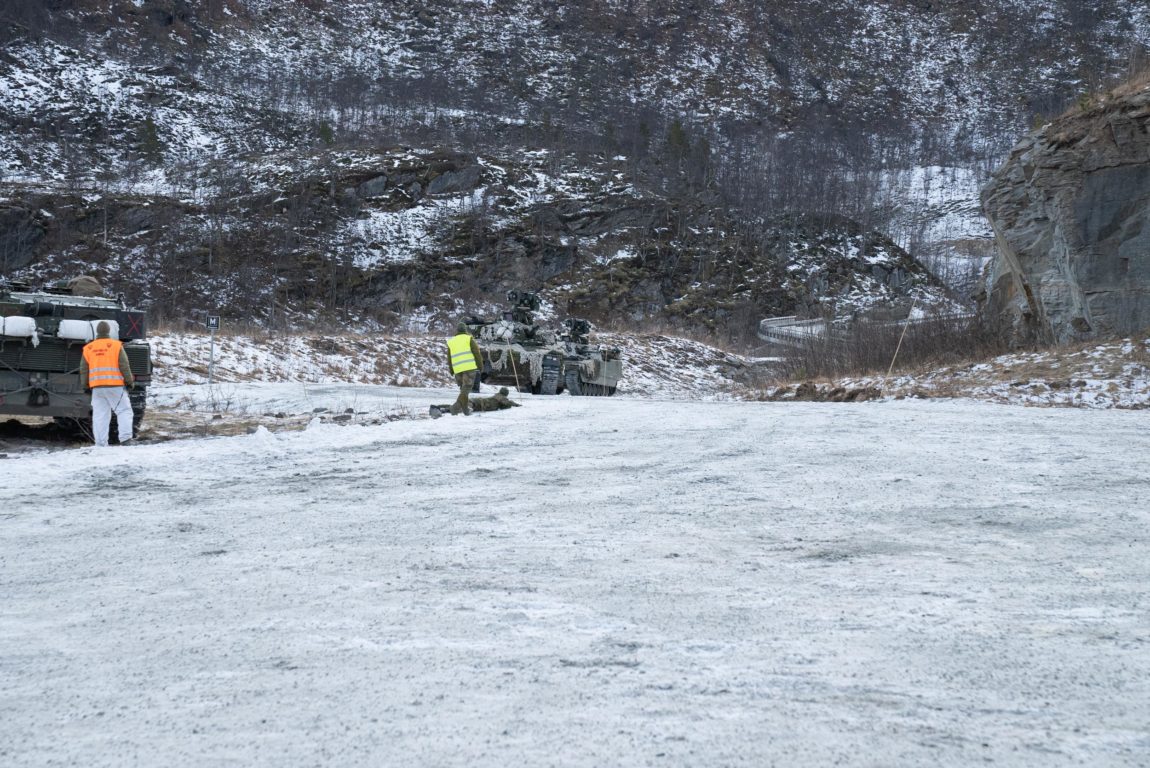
[982,83,1150,344]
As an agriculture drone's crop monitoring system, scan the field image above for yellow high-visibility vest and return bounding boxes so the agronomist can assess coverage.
[83,338,126,387]
[447,334,478,374]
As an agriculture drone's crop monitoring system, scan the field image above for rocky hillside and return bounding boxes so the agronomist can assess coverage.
[5,0,1148,181]
[1,146,961,344]
[2,1,1148,342]
[982,78,1150,344]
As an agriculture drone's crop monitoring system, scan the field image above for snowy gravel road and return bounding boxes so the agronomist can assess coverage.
[2,392,1149,767]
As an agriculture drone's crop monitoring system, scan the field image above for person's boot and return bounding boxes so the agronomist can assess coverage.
[429,405,442,419]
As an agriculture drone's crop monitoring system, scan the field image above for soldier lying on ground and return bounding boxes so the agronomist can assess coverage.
[429,387,521,418]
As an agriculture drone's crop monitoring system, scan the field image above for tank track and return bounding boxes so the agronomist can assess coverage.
[564,368,616,396]
[564,368,582,396]
[539,356,561,395]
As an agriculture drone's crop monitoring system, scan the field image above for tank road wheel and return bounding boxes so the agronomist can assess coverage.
[560,379,616,397]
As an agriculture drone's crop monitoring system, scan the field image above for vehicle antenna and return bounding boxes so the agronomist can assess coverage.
[886,295,918,380]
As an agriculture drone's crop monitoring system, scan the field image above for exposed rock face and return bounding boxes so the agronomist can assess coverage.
[0,205,45,272]
[982,84,1150,344]
[1,149,951,342]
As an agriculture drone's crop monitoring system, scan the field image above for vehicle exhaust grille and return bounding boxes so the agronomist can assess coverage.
[1,341,81,372]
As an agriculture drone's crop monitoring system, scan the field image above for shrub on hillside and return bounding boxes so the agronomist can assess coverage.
[774,312,1008,381]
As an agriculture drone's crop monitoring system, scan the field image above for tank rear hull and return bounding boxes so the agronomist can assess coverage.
[1,284,152,426]
[0,338,151,418]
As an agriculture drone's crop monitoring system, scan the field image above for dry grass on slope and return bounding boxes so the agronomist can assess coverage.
[785,335,1150,409]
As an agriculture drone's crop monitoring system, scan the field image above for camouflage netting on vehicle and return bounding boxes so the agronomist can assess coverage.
[486,346,547,383]
[479,320,517,343]
[477,321,558,347]
[67,276,104,297]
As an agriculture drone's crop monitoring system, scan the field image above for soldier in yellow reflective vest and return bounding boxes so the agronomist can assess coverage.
[445,322,483,415]
[80,320,136,446]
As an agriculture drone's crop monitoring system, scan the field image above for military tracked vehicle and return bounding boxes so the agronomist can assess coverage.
[0,277,152,436]
[463,290,622,396]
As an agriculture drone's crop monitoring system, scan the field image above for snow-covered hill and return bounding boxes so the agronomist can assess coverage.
[6,0,1149,185]
[2,0,1148,339]
[2,146,965,343]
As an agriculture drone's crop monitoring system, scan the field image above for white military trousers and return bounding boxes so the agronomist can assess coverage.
[91,386,134,446]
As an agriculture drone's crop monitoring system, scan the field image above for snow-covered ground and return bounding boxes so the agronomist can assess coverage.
[840,336,1150,410]
[148,330,767,400]
[2,390,1148,766]
[146,329,1150,409]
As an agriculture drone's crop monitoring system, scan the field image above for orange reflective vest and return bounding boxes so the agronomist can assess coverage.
[83,338,126,388]
[447,334,478,374]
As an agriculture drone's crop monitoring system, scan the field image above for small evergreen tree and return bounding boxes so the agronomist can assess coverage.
[316,121,335,146]
[138,115,163,164]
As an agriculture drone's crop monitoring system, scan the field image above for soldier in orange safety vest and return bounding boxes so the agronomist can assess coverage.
[79,320,136,446]
[444,321,483,415]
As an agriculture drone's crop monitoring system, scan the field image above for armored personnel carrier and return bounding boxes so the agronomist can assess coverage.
[0,277,152,437]
[463,290,622,396]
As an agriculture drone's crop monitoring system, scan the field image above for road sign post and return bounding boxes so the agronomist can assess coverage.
[206,315,220,384]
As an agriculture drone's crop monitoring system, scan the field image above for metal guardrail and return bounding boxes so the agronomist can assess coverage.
[757,312,975,348]
[757,316,832,348]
